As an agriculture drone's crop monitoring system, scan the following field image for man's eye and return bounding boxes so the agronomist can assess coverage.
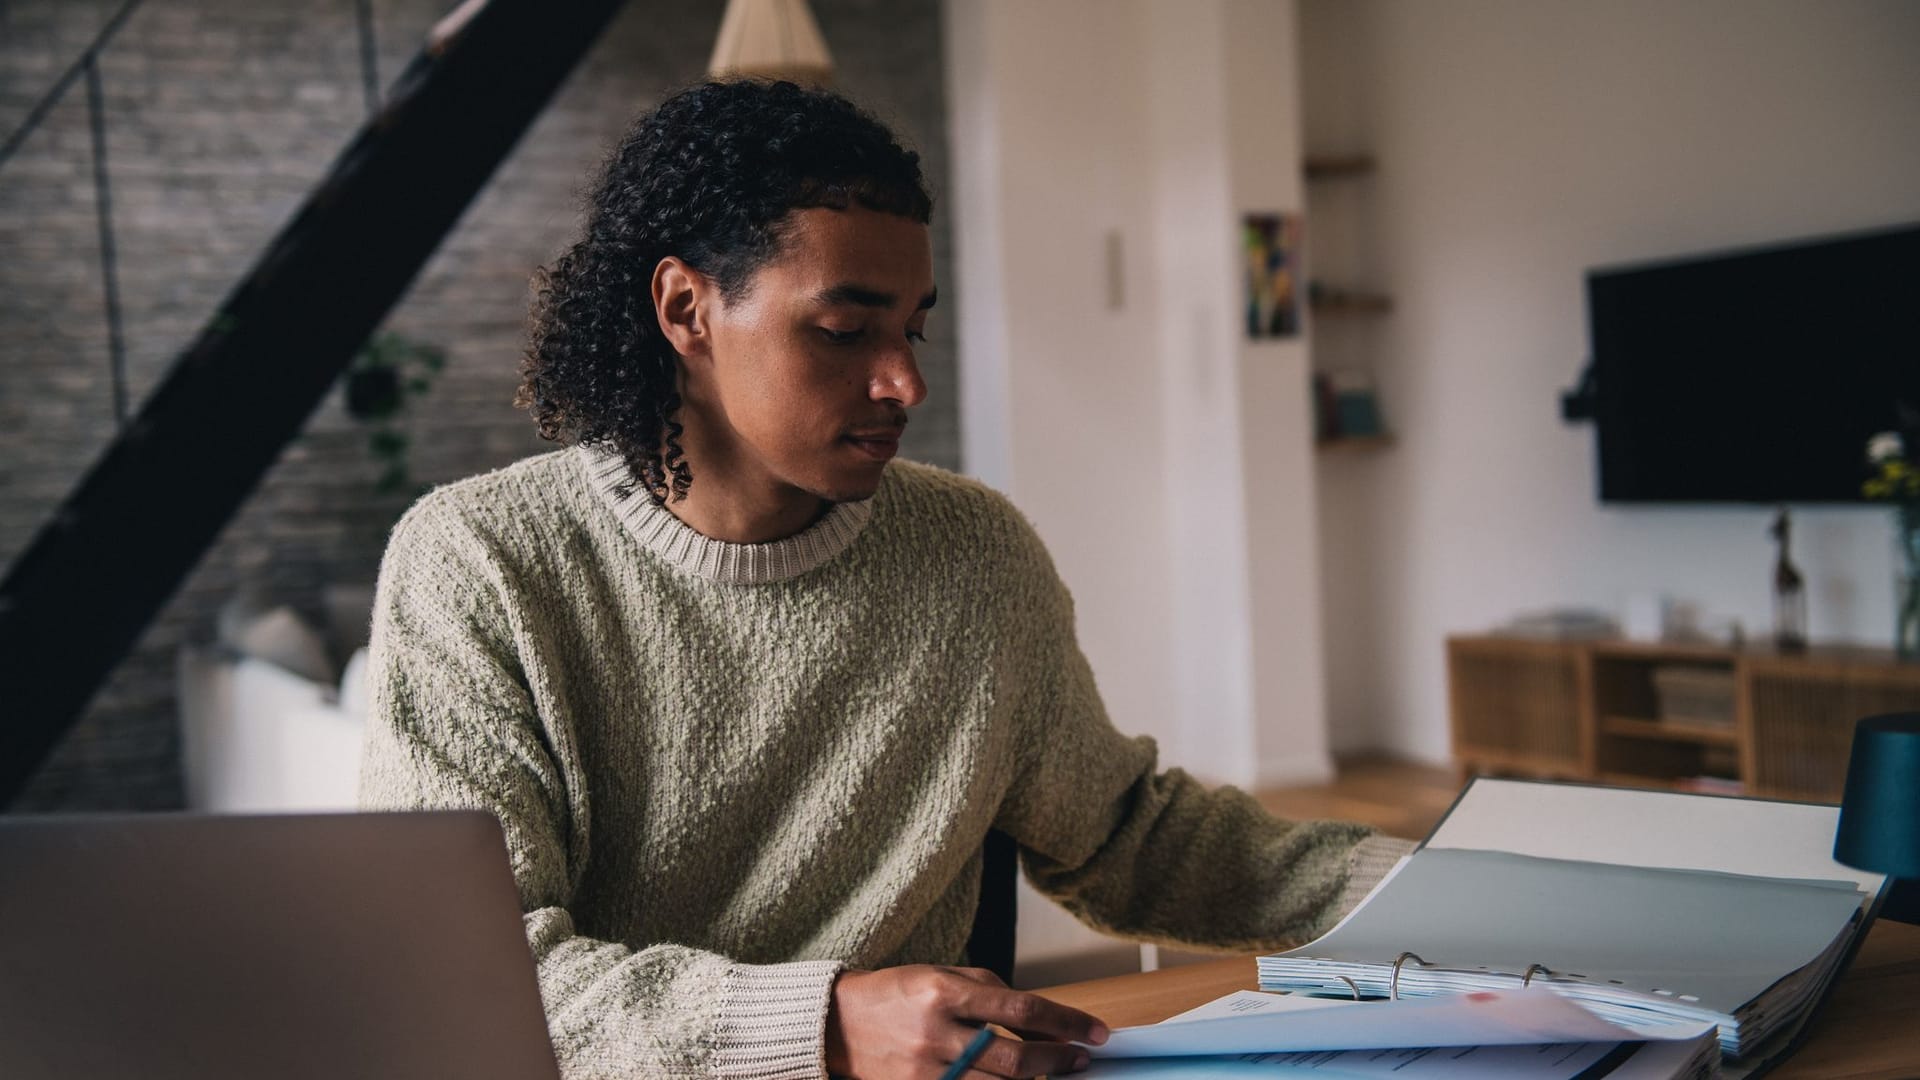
[907,330,927,344]
[821,327,862,345]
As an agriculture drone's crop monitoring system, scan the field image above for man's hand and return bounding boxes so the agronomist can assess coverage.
[824,965,1110,1078]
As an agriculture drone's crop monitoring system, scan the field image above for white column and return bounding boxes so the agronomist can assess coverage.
[945,0,1332,972]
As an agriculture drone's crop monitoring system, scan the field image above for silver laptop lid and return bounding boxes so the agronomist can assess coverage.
[0,810,560,1080]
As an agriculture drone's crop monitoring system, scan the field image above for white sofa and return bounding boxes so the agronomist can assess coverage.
[177,589,372,812]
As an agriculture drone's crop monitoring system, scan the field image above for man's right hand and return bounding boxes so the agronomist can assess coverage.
[824,965,1110,1078]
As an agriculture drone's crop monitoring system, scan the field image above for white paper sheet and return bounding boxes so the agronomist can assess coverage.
[1159,990,1354,1024]
[1082,991,1718,1079]
[1080,1038,1719,1080]
[1081,1043,1627,1079]
[1088,989,1702,1058]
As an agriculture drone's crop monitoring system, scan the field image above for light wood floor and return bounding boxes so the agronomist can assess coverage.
[1253,755,1462,841]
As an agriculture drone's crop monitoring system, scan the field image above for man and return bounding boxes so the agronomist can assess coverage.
[360,79,1410,1080]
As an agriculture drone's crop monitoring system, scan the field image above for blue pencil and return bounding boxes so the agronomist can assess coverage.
[939,1027,996,1080]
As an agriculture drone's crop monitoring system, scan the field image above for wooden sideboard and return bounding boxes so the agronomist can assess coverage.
[1447,635,1920,801]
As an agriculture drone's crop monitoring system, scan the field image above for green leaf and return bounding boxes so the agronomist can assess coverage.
[369,429,409,457]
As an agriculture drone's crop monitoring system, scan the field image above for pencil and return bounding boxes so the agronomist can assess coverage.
[939,1027,996,1080]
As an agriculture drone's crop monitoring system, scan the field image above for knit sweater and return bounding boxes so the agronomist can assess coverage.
[358,447,1411,1079]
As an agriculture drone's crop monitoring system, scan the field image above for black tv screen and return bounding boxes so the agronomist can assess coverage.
[1588,223,1920,504]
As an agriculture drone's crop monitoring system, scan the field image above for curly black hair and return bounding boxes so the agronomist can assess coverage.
[517,79,934,502]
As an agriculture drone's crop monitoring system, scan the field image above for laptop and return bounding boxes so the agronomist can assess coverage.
[0,810,561,1080]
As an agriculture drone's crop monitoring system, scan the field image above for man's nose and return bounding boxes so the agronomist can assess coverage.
[872,344,927,409]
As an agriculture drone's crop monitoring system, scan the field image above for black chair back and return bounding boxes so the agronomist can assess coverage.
[964,828,1019,983]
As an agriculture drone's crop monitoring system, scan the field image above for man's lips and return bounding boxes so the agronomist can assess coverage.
[844,427,904,460]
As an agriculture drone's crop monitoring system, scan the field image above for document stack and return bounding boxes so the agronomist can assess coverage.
[1083,986,1719,1079]
[1258,779,1887,1078]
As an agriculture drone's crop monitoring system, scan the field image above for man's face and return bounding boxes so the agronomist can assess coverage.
[686,206,935,504]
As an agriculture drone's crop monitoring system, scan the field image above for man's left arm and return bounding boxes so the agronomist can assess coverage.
[993,558,1414,952]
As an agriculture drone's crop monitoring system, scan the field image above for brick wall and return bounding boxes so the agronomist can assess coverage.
[0,0,955,810]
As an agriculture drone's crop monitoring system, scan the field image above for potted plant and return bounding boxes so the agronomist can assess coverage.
[1864,408,1920,660]
[342,331,447,497]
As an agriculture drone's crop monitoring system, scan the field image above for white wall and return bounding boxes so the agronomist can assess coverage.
[1222,1,1332,785]
[1302,0,1920,760]
[947,0,1178,762]
[946,0,1327,966]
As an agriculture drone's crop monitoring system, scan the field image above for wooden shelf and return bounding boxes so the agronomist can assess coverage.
[1600,715,1738,747]
[1596,772,1745,796]
[1316,433,1394,451]
[1304,154,1376,180]
[1305,149,1390,446]
[1449,634,1920,801]
[1309,292,1393,316]
[1460,752,1592,781]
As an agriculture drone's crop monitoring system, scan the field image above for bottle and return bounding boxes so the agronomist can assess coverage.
[1770,508,1807,652]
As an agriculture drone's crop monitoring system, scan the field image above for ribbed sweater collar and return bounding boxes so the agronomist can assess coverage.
[578,446,874,585]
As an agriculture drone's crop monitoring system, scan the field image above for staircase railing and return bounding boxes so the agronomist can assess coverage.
[0,0,145,429]
[0,0,629,806]
[0,0,399,435]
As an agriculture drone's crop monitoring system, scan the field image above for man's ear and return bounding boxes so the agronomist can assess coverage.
[652,256,711,360]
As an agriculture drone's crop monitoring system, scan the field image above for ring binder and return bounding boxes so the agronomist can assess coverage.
[1258,778,1891,1066]
[1387,951,1558,1000]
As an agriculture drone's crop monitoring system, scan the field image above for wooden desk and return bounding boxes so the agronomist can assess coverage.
[1037,920,1920,1079]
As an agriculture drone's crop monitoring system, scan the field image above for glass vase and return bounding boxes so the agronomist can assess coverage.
[1898,504,1920,662]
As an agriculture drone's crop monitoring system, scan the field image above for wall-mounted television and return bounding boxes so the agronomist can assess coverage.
[1587,223,1920,504]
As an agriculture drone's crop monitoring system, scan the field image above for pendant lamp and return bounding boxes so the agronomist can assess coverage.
[707,0,835,86]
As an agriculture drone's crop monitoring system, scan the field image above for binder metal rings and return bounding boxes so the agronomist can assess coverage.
[1389,952,1430,1000]
[1387,951,1559,1000]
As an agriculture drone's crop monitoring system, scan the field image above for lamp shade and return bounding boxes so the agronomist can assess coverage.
[707,0,834,86]
[1833,712,1920,878]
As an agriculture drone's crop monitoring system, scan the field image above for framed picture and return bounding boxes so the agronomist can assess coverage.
[1242,212,1303,340]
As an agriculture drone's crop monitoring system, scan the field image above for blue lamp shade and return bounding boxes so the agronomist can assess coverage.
[1833,712,1920,879]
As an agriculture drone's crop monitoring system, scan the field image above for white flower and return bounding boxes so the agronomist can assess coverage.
[1868,431,1905,464]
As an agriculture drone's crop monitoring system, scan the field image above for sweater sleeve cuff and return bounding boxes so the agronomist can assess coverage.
[1336,834,1418,917]
[712,958,843,1080]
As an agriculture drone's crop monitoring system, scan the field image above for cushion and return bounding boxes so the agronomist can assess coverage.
[338,647,371,716]
[216,593,336,686]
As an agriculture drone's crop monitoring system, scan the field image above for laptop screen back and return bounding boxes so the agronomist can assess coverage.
[0,811,560,1080]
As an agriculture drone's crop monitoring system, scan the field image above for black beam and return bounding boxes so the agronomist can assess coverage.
[0,0,628,805]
